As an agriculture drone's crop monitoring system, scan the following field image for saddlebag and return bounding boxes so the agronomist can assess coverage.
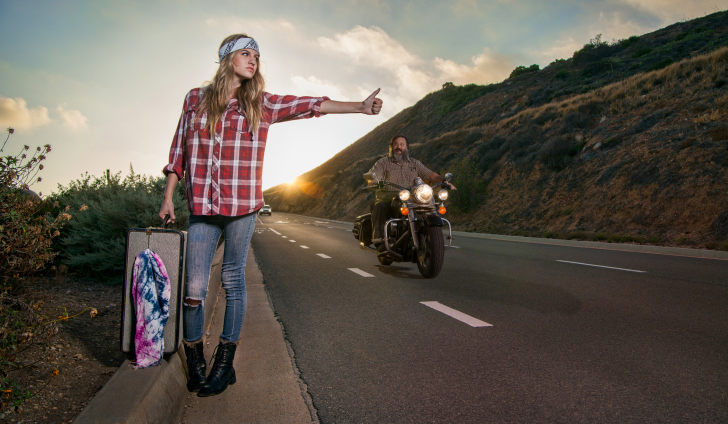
[353,213,373,245]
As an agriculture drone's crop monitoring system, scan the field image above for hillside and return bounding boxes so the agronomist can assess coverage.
[264,11,728,249]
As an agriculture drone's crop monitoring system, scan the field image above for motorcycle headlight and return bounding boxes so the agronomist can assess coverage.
[398,190,410,201]
[413,184,434,203]
[437,190,449,201]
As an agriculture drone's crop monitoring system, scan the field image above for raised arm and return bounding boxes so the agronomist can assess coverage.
[321,89,382,115]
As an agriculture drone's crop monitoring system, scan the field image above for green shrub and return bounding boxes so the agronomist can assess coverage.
[619,35,640,47]
[538,135,576,170]
[476,136,506,171]
[534,112,559,126]
[435,83,497,116]
[51,166,188,281]
[647,57,674,71]
[509,64,540,79]
[0,128,82,411]
[449,159,487,212]
[573,34,620,64]
[0,129,69,277]
[633,45,652,58]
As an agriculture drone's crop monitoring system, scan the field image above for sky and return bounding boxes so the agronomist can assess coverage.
[1,0,727,197]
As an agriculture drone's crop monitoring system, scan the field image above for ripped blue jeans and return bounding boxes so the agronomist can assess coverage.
[183,213,256,343]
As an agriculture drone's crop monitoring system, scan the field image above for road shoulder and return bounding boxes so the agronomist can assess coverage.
[181,245,315,423]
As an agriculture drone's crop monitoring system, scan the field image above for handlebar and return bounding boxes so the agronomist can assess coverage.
[361,180,408,191]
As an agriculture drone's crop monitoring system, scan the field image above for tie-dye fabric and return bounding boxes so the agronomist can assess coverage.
[131,249,171,369]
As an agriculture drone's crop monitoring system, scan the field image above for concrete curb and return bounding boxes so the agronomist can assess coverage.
[72,351,188,424]
[73,244,224,424]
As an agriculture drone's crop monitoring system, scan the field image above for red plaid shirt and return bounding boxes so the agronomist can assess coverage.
[164,88,329,216]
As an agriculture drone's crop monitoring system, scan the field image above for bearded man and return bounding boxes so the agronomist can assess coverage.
[366,135,454,247]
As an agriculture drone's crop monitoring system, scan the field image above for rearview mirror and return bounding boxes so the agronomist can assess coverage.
[444,173,453,181]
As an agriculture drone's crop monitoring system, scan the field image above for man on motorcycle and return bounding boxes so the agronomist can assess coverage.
[367,135,454,247]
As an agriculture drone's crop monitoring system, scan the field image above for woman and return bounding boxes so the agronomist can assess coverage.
[159,33,382,397]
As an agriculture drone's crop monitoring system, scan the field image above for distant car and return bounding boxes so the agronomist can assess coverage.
[259,205,272,215]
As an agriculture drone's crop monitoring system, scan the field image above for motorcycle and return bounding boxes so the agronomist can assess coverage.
[352,172,454,278]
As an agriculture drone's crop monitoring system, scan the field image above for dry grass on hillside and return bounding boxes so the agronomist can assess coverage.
[265,47,728,248]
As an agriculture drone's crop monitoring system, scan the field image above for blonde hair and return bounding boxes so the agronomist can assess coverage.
[198,33,266,134]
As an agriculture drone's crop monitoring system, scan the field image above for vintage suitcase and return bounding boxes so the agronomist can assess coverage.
[120,223,186,355]
[353,213,373,246]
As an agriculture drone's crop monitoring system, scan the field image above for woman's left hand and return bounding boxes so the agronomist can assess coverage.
[362,88,383,115]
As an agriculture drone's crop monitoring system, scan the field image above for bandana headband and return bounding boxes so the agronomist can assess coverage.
[218,37,260,61]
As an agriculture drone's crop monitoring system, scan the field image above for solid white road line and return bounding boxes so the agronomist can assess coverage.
[300,245,309,249]
[317,254,331,258]
[420,302,492,327]
[557,260,646,273]
[348,268,375,278]
[451,246,461,248]
[270,229,281,235]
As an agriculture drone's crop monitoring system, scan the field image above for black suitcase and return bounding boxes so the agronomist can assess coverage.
[353,213,373,246]
[120,224,186,355]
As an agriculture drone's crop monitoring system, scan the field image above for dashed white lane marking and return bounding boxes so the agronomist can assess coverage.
[270,229,281,235]
[317,254,331,258]
[300,245,309,249]
[315,221,328,224]
[451,246,461,248]
[327,226,333,229]
[557,260,646,273]
[282,236,288,238]
[275,221,288,224]
[348,268,375,278]
[289,240,296,243]
[420,302,492,327]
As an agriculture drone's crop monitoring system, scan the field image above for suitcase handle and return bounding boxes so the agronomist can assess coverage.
[148,215,172,236]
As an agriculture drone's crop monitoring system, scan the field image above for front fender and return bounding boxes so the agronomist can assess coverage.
[420,212,443,227]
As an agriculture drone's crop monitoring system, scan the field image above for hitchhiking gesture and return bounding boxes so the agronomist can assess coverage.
[159,33,382,397]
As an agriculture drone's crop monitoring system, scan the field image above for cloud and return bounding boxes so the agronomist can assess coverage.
[618,0,726,23]
[56,104,88,129]
[318,25,422,72]
[317,25,516,104]
[526,37,583,66]
[592,10,653,40]
[0,96,52,132]
[205,17,299,40]
[434,47,516,86]
[291,75,349,100]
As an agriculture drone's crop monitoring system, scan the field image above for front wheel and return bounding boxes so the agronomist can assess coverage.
[416,226,445,278]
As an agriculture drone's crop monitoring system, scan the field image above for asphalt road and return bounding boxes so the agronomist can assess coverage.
[251,212,728,424]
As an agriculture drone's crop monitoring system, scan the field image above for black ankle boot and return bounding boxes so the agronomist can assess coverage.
[184,342,206,392]
[197,342,237,397]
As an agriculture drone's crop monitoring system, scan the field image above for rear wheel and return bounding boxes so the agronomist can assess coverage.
[416,226,444,278]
